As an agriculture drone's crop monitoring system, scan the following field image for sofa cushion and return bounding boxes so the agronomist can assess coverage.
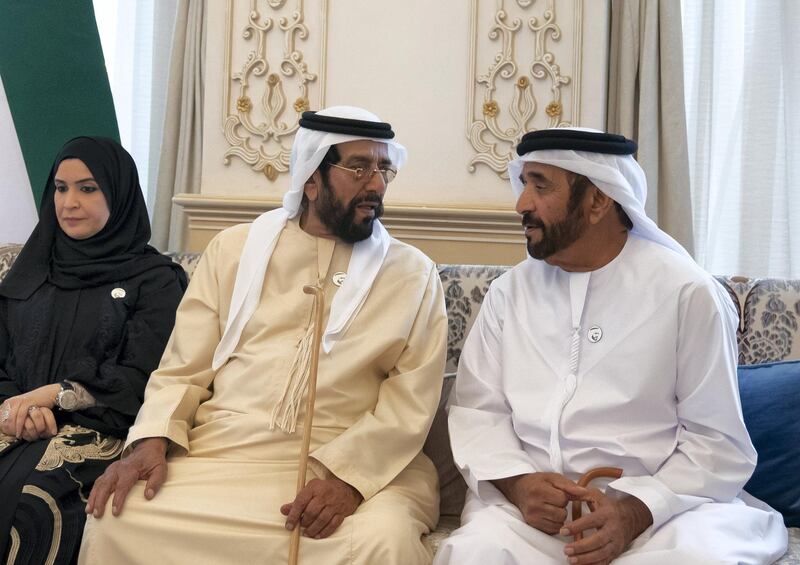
[739,361,800,526]
[422,373,466,517]
[719,277,800,365]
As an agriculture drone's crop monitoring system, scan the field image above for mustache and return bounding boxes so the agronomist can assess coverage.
[352,192,383,206]
[521,213,544,229]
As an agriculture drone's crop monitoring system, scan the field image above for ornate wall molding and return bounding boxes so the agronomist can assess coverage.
[222,0,328,181]
[467,0,582,178]
[172,194,526,265]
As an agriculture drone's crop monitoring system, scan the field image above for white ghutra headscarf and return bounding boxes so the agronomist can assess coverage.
[507,126,690,259]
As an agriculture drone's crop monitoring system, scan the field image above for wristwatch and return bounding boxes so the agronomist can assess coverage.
[55,381,79,411]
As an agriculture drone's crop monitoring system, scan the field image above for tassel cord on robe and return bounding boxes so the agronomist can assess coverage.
[269,320,317,434]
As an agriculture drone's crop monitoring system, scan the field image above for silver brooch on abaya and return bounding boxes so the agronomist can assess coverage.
[111,288,127,299]
[332,272,347,287]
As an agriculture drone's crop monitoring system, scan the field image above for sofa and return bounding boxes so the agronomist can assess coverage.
[1,242,797,563]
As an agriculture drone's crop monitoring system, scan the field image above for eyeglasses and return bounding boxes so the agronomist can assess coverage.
[329,163,398,184]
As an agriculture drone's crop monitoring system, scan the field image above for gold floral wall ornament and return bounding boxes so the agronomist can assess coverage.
[467,0,581,179]
[545,101,562,117]
[293,97,310,113]
[236,96,253,113]
[223,0,328,182]
[483,100,500,118]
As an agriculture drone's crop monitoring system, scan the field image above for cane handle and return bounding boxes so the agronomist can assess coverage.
[570,467,623,542]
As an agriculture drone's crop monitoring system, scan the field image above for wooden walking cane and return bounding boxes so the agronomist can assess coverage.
[288,285,325,565]
[570,467,623,542]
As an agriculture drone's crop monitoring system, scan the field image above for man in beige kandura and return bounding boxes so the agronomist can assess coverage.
[78,106,448,564]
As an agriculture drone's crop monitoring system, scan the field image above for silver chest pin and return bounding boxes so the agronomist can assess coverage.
[111,288,126,299]
[587,325,603,343]
[331,272,347,287]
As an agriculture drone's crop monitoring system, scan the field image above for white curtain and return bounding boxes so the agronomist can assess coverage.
[93,0,179,211]
[682,0,800,278]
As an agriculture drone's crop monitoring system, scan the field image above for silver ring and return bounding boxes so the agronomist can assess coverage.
[27,405,39,414]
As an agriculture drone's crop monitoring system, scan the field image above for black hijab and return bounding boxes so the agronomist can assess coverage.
[0,136,187,299]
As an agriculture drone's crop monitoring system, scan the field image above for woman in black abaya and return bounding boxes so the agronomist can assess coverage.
[0,137,187,564]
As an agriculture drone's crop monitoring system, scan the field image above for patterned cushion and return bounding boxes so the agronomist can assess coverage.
[438,265,507,373]
[718,277,800,365]
[165,251,202,279]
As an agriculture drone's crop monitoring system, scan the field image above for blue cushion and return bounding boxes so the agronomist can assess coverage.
[739,360,800,527]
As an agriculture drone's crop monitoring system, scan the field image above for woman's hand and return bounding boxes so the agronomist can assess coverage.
[20,406,58,441]
[0,384,61,438]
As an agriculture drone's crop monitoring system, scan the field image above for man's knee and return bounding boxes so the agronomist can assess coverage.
[435,521,511,562]
[354,511,429,563]
[79,507,133,555]
[434,509,561,565]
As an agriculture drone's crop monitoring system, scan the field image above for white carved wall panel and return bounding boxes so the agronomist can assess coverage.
[468,0,582,178]
[221,0,328,181]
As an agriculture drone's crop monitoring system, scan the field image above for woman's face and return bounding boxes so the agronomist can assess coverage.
[53,158,111,240]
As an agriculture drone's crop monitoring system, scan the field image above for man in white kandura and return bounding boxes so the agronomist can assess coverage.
[434,129,788,565]
[79,106,447,564]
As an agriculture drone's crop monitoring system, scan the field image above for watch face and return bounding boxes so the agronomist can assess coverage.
[59,390,79,411]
